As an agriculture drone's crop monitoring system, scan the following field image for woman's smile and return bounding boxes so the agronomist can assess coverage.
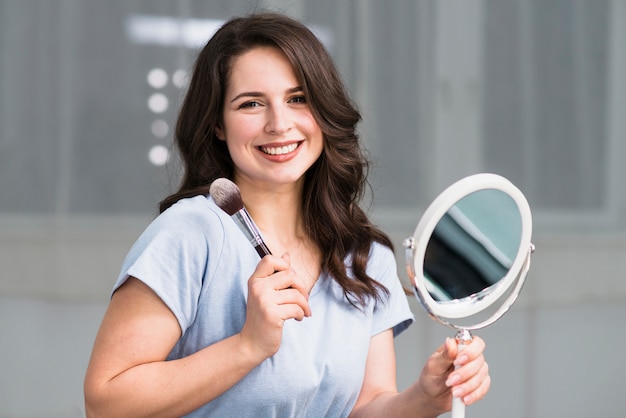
[259,141,302,157]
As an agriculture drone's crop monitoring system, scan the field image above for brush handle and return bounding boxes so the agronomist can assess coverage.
[232,209,272,258]
[253,241,272,258]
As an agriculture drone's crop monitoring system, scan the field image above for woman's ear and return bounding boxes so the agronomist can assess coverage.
[215,125,225,141]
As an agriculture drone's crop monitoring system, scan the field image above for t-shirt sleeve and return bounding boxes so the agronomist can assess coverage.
[112,197,223,333]
[369,243,415,337]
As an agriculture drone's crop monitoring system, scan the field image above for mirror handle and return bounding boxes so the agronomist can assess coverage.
[451,329,473,418]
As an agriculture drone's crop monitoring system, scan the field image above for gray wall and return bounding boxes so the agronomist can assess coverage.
[1,0,625,416]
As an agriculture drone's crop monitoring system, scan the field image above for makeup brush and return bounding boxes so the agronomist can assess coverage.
[209,178,272,258]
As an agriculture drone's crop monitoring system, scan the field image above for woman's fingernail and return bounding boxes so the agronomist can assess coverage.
[446,374,461,386]
[452,387,463,398]
[454,355,468,366]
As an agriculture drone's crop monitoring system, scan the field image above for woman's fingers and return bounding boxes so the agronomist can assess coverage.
[252,253,291,277]
[425,338,456,378]
[250,254,312,316]
[456,361,491,405]
[273,287,311,319]
[247,277,311,322]
[445,336,490,404]
[241,253,313,358]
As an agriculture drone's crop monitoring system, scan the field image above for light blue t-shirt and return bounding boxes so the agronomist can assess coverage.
[114,195,414,417]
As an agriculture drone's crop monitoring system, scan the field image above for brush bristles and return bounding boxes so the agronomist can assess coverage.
[209,178,244,216]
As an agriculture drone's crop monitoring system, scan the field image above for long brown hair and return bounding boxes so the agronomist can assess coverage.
[160,12,392,308]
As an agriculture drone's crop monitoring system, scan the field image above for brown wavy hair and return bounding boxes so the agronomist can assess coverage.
[160,12,392,308]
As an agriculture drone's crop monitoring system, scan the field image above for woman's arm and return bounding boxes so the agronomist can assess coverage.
[84,278,262,417]
[84,254,311,418]
[350,330,490,418]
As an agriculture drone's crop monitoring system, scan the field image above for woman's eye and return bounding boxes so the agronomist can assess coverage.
[289,95,307,104]
[239,101,261,109]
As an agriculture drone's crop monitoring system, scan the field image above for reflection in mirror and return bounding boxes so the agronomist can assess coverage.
[423,189,522,302]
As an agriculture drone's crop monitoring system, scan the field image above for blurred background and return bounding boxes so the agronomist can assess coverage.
[1,0,625,416]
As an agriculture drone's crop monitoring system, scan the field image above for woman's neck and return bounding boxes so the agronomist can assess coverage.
[237,179,305,242]
[236,178,321,289]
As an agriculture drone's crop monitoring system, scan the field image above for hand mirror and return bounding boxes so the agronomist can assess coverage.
[403,173,534,418]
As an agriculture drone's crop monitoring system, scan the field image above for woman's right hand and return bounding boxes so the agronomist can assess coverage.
[239,253,312,360]
[85,254,312,417]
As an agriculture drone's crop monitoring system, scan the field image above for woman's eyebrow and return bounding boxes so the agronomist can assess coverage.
[230,91,263,103]
[229,86,303,103]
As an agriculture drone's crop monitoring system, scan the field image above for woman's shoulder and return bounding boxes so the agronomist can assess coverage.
[367,241,396,263]
[158,195,225,226]
[163,194,220,215]
[139,194,229,244]
[364,241,401,284]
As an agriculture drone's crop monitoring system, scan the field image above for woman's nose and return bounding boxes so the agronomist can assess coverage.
[265,105,293,134]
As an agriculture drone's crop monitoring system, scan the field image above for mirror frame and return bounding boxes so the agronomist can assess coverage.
[408,173,533,320]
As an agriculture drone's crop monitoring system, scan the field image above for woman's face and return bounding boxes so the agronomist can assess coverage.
[216,46,324,189]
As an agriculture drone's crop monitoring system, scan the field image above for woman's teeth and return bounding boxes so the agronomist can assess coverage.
[260,143,299,155]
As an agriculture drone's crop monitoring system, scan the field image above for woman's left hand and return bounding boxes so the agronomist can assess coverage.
[419,335,491,409]
[350,331,490,418]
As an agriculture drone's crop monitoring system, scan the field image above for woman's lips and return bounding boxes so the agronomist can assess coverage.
[259,141,301,156]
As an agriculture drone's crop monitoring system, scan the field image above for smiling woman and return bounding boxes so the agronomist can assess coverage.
[0,1,624,417]
[82,12,490,418]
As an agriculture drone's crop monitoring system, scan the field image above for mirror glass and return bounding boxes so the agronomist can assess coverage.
[423,189,521,303]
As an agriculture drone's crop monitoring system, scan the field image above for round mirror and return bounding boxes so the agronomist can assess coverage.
[404,173,534,418]
[404,173,534,331]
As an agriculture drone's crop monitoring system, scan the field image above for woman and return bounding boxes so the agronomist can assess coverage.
[84,12,490,417]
